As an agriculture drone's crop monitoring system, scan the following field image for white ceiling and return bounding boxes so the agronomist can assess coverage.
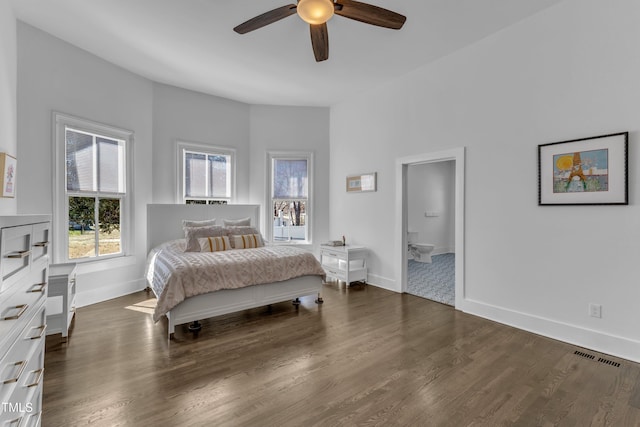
[10,0,563,107]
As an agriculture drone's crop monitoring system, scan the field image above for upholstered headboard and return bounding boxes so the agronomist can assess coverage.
[146,204,261,252]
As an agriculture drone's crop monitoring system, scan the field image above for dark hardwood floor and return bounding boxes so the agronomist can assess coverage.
[43,282,640,426]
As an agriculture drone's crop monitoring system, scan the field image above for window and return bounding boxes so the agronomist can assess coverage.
[54,113,132,263]
[177,142,235,204]
[267,151,313,244]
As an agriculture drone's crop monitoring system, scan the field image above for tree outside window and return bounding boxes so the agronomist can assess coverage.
[270,154,312,243]
[66,128,125,259]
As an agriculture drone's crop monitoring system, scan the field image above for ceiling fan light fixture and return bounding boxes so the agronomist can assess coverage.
[297,0,335,25]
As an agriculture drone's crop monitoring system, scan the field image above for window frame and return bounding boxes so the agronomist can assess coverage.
[266,151,314,245]
[176,141,236,205]
[53,112,133,265]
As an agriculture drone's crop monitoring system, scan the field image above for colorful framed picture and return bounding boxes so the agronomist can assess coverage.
[0,153,16,198]
[346,172,377,193]
[538,132,628,205]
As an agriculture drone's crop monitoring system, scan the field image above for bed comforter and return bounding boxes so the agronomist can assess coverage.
[146,240,326,321]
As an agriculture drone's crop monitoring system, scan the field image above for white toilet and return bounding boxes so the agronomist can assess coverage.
[407,232,435,263]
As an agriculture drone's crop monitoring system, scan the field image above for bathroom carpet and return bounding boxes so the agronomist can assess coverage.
[407,253,455,306]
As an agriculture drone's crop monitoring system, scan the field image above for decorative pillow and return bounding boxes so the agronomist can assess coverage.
[199,236,231,252]
[184,226,226,252]
[223,217,251,227]
[182,218,217,228]
[232,234,264,249]
[225,226,265,248]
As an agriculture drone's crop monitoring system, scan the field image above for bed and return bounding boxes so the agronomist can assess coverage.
[145,204,325,339]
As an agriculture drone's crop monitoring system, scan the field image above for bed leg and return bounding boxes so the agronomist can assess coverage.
[188,320,202,333]
[292,297,301,307]
[315,293,324,304]
[168,322,175,340]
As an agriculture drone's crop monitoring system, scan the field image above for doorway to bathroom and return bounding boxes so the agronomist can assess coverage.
[394,148,465,308]
[407,160,455,305]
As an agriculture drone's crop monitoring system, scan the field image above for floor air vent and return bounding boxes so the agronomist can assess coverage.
[574,350,595,360]
[597,357,621,368]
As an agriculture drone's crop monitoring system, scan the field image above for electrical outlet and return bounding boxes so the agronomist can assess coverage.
[589,303,602,318]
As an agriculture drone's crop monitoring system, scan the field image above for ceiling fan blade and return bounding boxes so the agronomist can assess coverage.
[334,0,406,30]
[234,4,297,34]
[310,23,329,62]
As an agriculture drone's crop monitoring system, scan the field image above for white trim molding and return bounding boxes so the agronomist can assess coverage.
[265,150,314,245]
[395,147,466,305]
[52,111,134,265]
[175,140,237,204]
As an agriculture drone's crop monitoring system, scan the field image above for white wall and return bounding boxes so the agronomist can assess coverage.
[15,23,332,313]
[407,161,454,254]
[152,83,251,204]
[0,0,17,215]
[16,22,154,306]
[330,0,640,362]
[248,105,330,255]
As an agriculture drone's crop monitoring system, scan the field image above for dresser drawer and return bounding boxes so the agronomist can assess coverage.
[0,304,45,405]
[0,216,50,427]
[30,223,50,264]
[0,291,46,352]
[0,374,43,426]
[0,225,33,293]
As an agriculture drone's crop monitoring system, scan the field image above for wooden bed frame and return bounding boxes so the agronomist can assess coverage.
[146,204,324,339]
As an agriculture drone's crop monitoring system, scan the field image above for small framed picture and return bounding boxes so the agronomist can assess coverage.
[346,172,377,193]
[538,132,628,205]
[0,153,16,198]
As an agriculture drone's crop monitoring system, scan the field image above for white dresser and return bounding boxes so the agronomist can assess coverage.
[320,245,368,285]
[0,215,50,426]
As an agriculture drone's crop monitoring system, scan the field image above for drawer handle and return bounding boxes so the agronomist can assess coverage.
[3,360,27,384]
[2,304,28,321]
[26,368,44,388]
[7,250,31,259]
[33,241,49,247]
[29,282,47,293]
[30,325,46,340]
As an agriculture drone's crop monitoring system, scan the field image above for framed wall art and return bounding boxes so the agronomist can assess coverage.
[346,172,377,193]
[538,132,628,205]
[0,153,16,198]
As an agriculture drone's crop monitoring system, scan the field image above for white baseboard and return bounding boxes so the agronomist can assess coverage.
[433,247,454,256]
[364,273,397,292]
[460,298,640,364]
[365,272,639,363]
[76,278,147,308]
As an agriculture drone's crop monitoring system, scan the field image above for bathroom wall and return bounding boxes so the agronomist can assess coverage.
[407,161,455,254]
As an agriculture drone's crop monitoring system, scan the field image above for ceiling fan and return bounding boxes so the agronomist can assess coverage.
[234,0,406,62]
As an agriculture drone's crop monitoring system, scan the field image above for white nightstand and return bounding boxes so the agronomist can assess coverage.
[47,263,77,342]
[320,245,368,285]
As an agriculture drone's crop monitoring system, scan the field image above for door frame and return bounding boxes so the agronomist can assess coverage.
[394,147,465,308]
